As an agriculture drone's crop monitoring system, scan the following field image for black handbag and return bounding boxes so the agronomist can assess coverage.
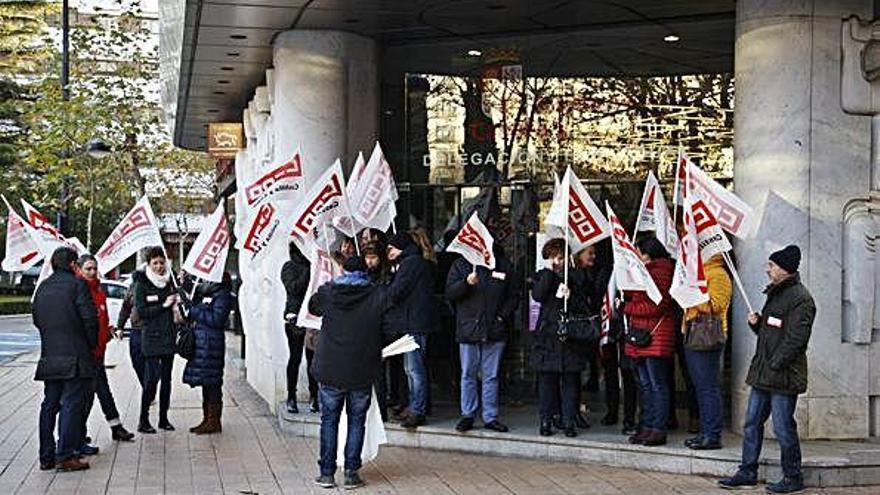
[557,312,601,342]
[625,316,665,348]
[684,302,726,351]
[175,323,195,360]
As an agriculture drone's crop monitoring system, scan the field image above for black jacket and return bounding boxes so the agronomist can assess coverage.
[445,256,518,343]
[281,252,310,318]
[32,270,98,381]
[529,268,597,373]
[746,274,816,395]
[309,273,387,390]
[385,245,438,335]
[183,283,232,387]
[132,271,176,357]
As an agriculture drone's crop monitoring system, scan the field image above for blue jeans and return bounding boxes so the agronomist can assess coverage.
[403,334,428,416]
[684,347,723,443]
[636,357,672,433]
[318,385,372,476]
[459,341,505,423]
[740,387,802,479]
[39,378,89,464]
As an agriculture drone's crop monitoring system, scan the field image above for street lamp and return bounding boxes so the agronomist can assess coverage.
[86,139,112,159]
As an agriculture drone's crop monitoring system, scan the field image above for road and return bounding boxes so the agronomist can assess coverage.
[0,315,39,365]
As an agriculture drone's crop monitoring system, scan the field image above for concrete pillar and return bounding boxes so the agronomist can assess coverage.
[272,30,379,183]
[733,0,873,439]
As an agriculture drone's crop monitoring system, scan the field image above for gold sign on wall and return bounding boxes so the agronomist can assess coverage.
[207,123,243,158]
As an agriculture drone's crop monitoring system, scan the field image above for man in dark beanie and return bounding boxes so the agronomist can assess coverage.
[719,245,816,494]
[308,256,387,490]
[385,231,437,428]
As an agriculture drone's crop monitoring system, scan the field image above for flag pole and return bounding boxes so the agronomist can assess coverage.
[673,144,683,228]
[563,227,569,313]
[342,191,361,256]
[722,251,755,314]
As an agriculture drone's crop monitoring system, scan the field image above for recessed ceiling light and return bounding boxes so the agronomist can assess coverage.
[467,49,482,57]
[213,91,225,95]
[230,34,247,40]
[207,109,219,113]
[226,52,240,57]
[664,34,680,43]
[220,66,234,71]
[217,80,230,84]
[344,18,359,24]
[487,4,506,10]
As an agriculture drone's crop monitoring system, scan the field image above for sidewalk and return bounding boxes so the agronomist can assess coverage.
[0,335,874,494]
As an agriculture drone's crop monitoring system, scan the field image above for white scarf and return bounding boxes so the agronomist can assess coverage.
[145,267,170,289]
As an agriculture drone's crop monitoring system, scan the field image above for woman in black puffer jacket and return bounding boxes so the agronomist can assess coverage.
[183,275,233,434]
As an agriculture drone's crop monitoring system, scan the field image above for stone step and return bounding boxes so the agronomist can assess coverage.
[278,404,880,488]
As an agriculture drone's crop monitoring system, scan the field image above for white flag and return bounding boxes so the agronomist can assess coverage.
[607,203,662,305]
[296,249,342,330]
[243,147,304,208]
[670,194,709,309]
[446,212,496,270]
[182,203,230,283]
[635,171,679,257]
[674,151,755,238]
[2,207,42,272]
[349,142,398,232]
[690,195,733,261]
[291,159,353,248]
[19,198,68,256]
[95,196,164,275]
[545,166,610,252]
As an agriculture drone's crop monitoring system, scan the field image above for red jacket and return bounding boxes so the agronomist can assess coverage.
[624,257,676,359]
[81,276,111,360]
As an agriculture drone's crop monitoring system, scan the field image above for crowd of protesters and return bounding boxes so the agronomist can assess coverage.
[33,245,232,472]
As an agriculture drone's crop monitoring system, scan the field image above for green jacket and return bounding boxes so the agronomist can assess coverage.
[746,274,816,395]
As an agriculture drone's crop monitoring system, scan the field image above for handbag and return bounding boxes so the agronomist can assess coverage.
[175,322,195,360]
[684,301,726,351]
[625,316,665,348]
[556,312,601,342]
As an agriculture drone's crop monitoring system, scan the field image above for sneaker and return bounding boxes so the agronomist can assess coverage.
[400,414,425,429]
[718,471,758,490]
[56,457,90,472]
[455,416,474,432]
[484,420,509,433]
[765,477,805,494]
[286,399,299,414]
[314,474,336,489]
[74,444,99,456]
[343,470,365,490]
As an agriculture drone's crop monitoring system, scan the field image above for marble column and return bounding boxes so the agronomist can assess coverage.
[733,0,873,439]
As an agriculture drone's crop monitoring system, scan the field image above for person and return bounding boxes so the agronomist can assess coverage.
[182,273,233,434]
[118,283,145,385]
[719,245,816,494]
[333,237,357,265]
[600,296,639,434]
[570,244,608,430]
[386,231,437,428]
[309,256,387,490]
[133,246,178,433]
[33,247,97,472]
[530,238,594,438]
[445,244,517,433]
[76,254,135,446]
[682,254,732,450]
[280,242,319,414]
[624,236,676,447]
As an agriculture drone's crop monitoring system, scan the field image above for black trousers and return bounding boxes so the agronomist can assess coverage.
[202,384,222,406]
[141,354,174,424]
[81,361,122,441]
[602,342,638,425]
[285,325,317,402]
[538,371,580,425]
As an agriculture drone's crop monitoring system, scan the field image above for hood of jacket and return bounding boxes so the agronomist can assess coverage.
[328,272,374,309]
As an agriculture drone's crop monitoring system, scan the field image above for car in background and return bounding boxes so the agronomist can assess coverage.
[102,279,130,331]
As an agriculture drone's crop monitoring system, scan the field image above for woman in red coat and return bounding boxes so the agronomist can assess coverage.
[623,237,676,446]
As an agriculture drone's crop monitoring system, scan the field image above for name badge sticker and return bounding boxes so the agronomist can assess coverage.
[146,295,159,303]
[491,271,507,280]
[767,316,783,328]
[202,297,213,304]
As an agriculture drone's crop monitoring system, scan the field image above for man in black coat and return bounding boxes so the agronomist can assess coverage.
[308,256,386,491]
[445,245,517,433]
[280,242,318,414]
[33,247,98,472]
[719,245,816,494]
[385,232,437,428]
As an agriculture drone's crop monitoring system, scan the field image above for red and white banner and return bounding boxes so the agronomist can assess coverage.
[545,166,610,252]
[599,271,617,346]
[691,196,733,260]
[182,203,230,282]
[674,151,755,238]
[634,171,679,257]
[2,206,41,272]
[238,201,285,263]
[95,195,164,275]
[20,198,68,256]
[607,203,662,305]
[291,159,352,249]
[243,147,303,208]
[446,212,495,270]
[348,142,398,232]
[296,249,342,330]
[670,194,709,309]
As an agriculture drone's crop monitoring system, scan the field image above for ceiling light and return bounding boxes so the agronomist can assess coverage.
[344,18,359,24]
[226,52,240,57]
[213,91,225,95]
[207,109,219,114]
[664,34,680,43]
[467,49,482,57]
[230,34,247,40]
[217,80,230,84]
[220,66,234,71]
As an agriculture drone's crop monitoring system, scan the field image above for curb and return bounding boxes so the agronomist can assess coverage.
[0,314,29,320]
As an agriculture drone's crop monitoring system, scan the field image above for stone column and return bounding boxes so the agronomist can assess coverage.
[272,30,379,184]
[733,0,873,439]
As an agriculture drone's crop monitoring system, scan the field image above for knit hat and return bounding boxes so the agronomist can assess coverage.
[387,232,414,251]
[769,245,801,274]
[342,256,367,273]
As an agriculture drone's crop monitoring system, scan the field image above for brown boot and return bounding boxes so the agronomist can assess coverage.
[190,404,208,433]
[196,404,222,435]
